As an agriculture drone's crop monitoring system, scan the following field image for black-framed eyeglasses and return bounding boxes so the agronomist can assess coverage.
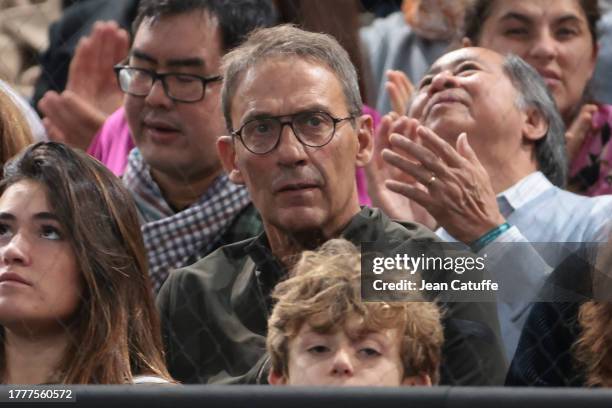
[113,65,222,103]
[231,111,354,155]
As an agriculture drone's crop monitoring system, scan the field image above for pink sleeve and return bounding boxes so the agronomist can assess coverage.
[86,107,135,176]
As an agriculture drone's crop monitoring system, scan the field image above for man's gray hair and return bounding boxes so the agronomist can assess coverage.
[502,54,567,187]
[220,24,362,132]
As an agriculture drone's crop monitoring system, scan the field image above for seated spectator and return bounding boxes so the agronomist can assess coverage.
[117,0,277,292]
[368,46,612,360]
[360,0,469,115]
[158,24,506,386]
[0,88,34,171]
[462,0,611,196]
[267,239,443,386]
[0,142,172,384]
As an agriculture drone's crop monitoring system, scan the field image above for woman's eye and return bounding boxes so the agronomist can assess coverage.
[358,347,382,357]
[40,225,62,241]
[0,223,12,238]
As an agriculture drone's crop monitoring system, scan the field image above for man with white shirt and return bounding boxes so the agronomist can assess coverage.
[373,47,612,359]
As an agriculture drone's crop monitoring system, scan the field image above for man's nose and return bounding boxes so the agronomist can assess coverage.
[144,78,173,108]
[428,70,459,95]
[1,233,32,267]
[275,123,308,166]
[330,349,355,377]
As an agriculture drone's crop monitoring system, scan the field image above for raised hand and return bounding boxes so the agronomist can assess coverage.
[565,103,599,162]
[38,21,129,149]
[385,69,415,115]
[383,124,505,243]
[365,113,436,228]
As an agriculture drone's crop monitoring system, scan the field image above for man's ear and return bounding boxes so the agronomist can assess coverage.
[522,107,548,143]
[268,370,287,386]
[402,373,432,386]
[217,135,245,184]
[355,114,374,167]
[461,37,473,48]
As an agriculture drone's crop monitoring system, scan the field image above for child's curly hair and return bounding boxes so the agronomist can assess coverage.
[267,238,444,384]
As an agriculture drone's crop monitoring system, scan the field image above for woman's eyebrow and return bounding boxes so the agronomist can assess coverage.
[33,212,60,221]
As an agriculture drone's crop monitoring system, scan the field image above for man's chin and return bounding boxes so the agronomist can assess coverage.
[272,208,328,245]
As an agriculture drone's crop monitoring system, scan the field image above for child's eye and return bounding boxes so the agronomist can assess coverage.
[358,347,382,357]
[40,225,62,241]
[0,223,12,239]
[307,345,330,354]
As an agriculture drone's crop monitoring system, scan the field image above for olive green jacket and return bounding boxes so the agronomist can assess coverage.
[157,207,507,385]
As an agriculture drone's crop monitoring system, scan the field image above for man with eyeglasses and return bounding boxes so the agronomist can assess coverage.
[86,0,276,293]
[158,25,506,386]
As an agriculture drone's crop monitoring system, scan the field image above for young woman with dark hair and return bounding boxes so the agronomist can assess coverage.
[0,142,172,384]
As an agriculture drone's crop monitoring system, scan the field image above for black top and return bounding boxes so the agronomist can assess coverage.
[158,207,507,385]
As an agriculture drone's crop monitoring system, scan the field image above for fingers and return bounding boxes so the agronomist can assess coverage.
[387,132,447,175]
[384,133,447,188]
[374,114,394,156]
[386,70,414,115]
[566,103,598,160]
[38,91,106,150]
[416,126,465,168]
[96,21,130,67]
[385,179,432,208]
[567,104,598,135]
[42,117,66,143]
[382,148,434,186]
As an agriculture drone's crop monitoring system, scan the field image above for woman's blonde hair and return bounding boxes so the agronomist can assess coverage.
[0,90,33,171]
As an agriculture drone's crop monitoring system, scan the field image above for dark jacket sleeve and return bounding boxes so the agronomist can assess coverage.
[439,301,508,385]
[506,302,584,386]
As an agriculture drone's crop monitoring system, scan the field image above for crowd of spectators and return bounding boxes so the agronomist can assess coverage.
[0,0,610,390]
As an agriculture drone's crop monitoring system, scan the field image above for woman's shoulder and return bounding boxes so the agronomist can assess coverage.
[132,375,173,385]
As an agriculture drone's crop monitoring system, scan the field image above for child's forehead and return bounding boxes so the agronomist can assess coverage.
[300,313,398,340]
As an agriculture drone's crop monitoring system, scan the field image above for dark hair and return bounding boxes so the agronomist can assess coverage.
[132,0,278,52]
[503,55,568,187]
[464,0,600,45]
[0,142,171,384]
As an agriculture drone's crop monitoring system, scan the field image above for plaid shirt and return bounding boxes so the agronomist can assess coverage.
[123,148,262,292]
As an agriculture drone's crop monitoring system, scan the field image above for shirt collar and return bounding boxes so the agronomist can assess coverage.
[497,171,554,215]
[244,207,377,278]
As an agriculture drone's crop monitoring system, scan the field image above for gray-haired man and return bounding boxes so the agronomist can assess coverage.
[158,26,506,385]
[371,47,612,359]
